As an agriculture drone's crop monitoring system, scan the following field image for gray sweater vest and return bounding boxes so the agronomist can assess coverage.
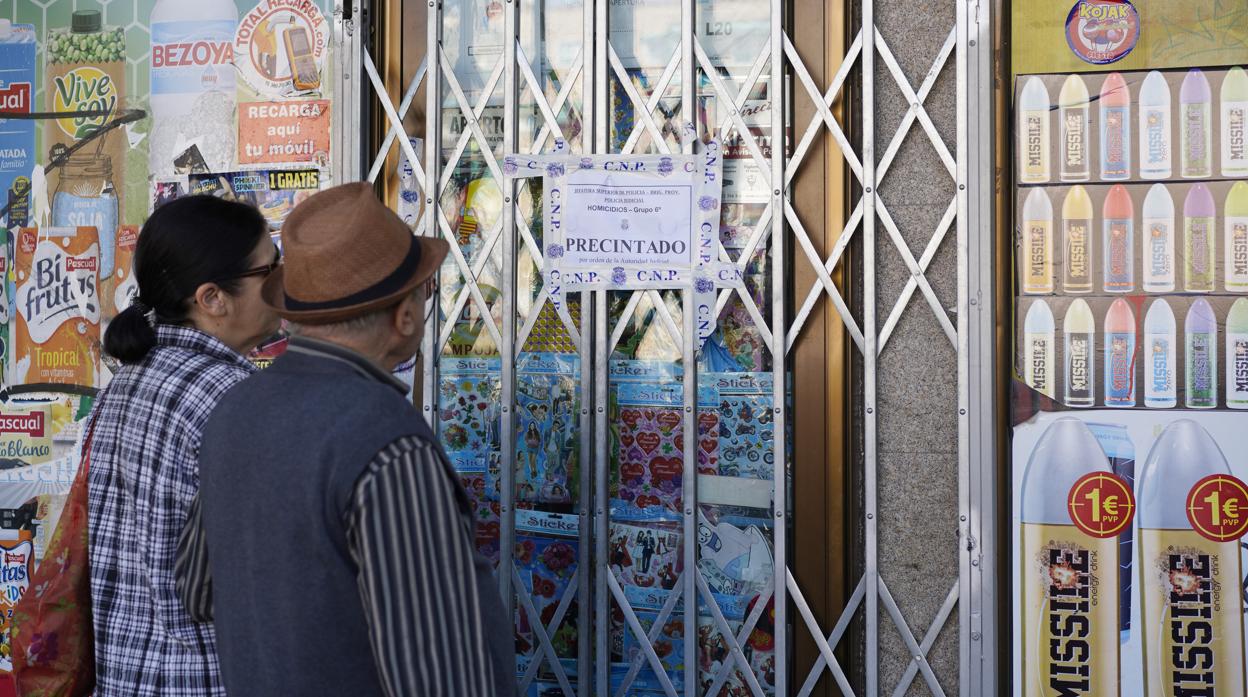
[197,347,511,696]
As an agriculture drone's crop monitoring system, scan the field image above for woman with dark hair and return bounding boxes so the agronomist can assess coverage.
[87,195,280,696]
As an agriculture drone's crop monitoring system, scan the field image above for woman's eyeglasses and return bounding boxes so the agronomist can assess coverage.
[221,250,282,282]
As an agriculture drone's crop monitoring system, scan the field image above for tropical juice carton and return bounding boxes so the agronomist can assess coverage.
[13,227,101,387]
[44,10,126,283]
[0,21,36,231]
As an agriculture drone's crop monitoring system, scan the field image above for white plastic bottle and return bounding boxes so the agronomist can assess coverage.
[148,0,239,177]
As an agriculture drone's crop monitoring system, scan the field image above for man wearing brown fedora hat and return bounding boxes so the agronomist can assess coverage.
[175,183,514,696]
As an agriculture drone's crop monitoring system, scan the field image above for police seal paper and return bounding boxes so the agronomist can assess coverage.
[503,134,739,347]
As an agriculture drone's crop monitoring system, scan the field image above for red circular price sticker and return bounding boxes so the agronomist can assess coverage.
[1067,472,1135,538]
[1185,474,1248,542]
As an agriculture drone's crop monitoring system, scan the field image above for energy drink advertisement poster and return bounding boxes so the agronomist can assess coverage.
[1012,414,1248,696]
[1012,60,1248,695]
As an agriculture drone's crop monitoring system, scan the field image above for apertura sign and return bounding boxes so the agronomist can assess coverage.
[504,132,740,347]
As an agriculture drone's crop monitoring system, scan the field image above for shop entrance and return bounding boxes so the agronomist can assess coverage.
[346,0,997,694]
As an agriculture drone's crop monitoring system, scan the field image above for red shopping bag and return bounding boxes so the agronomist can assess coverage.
[8,421,96,697]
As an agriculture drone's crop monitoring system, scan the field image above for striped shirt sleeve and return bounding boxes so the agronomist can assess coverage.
[345,436,500,697]
[174,491,214,622]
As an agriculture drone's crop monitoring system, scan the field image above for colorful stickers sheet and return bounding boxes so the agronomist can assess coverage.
[515,353,581,505]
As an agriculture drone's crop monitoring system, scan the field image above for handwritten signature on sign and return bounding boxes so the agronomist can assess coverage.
[1151,1,1248,62]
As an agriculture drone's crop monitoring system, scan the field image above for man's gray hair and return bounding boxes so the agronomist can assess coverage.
[287,306,392,338]
[286,285,424,339]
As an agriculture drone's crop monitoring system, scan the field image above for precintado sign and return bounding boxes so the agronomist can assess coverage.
[503,127,740,347]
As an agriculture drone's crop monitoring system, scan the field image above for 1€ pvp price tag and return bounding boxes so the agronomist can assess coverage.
[1067,471,1135,538]
[1185,474,1248,542]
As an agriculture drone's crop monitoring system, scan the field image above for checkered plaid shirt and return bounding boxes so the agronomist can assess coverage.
[87,325,256,697]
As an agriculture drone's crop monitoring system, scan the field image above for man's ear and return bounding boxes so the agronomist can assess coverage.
[392,290,422,337]
[193,282,230,318]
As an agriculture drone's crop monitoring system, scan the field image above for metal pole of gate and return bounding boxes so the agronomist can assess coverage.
[592,0,610,690]
[422,0,443,451]
[679,0,698,693]
[958,1,998,694]
[861,0,880,693]
[500,0,519,631]
[769,0,788,691]
[594,287,609,696]
[579,0,599,692]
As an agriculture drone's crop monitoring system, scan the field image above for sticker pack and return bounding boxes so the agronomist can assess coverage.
[614,383,685,521]
[707,372,775,481]
[515,353,580,505]
[610,580,687,695]
[515,510,579,684]
[609,521,682,592]
[439,357,502,501]
[696,383,720,475]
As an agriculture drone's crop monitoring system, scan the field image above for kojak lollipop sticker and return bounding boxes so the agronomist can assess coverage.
[1065,0,1140,65]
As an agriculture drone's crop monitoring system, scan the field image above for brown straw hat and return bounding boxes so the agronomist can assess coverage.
[262,182,449,324]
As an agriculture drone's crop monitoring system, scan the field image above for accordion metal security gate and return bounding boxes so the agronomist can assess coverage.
[336,0,999,694]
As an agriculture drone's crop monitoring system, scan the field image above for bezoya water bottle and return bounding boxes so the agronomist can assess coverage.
[148,0,238,178]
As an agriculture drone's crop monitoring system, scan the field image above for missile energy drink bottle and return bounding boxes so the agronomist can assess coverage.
[1226,298,1248,409]
[1220,66,1248,177]
[1184,184,1216,293]
[1065,299,1096,407]
[1142,184,1175,293]
[1180,69,1213,178]
[1025,299,1056,398]
[1063,185,1094,293]
[1060,74,1090,181]
[1020,77,1051,184]
[1100,72,1131,180]
[1103,184,1134,293]
[1144,299,1177,409]
[1020,418,1119,697]
[1185,298,1218,409]
[1023,187,1054,294]
[1138,420,1246,696]
[1139,70,1172,179]
[1224,181,1248,292]
[1104,298,1136,407]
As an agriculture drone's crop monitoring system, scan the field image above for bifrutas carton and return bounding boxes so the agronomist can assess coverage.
[13,227,101,387]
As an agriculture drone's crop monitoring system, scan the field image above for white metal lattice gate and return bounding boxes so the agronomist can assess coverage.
[333,0,999,694]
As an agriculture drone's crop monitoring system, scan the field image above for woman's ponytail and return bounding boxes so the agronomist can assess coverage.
[103,302,156,364]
